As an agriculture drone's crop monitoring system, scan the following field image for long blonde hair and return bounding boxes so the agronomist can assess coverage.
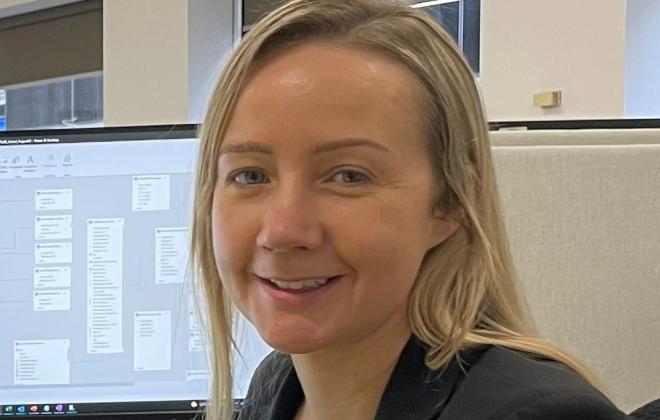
[191,1,600,418]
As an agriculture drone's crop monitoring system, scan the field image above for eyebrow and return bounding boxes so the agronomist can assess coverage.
[218,137,391,156]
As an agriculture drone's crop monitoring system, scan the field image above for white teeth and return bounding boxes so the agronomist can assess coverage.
[269,277,330,290]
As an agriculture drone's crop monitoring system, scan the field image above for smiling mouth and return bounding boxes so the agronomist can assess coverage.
[257,275,341,292]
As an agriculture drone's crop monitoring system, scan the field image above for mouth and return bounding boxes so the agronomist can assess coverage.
[256,275,342,293]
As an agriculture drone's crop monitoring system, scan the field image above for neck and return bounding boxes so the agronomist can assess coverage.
[291,316,411,420]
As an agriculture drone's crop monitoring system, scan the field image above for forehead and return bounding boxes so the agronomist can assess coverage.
[224,41,428,149]
[245,41,420,101]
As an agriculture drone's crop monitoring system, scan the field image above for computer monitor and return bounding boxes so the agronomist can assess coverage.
[0,125,270,419]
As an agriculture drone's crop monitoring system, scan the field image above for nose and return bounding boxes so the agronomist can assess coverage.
[256,178,324,252]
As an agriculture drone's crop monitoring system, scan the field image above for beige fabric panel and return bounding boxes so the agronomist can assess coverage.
[491,129,660,412]
[491,128,660,146]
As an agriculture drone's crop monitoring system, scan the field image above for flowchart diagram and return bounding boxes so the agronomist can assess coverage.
[0,138,209,398]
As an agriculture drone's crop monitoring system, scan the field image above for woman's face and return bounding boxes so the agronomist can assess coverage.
[212,42,457,354]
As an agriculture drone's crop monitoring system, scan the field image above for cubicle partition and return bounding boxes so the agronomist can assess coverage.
[490,126,660,412]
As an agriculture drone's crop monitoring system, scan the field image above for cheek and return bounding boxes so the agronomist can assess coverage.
[336,196,430,254]
[210,195,253,292]
[210,198,228,270]
[330,199,429,290]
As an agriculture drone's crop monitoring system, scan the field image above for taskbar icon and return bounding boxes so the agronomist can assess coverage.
[0,402,77,415]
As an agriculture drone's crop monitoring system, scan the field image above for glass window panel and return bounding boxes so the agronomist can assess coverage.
[462,0,480,73]
[424,2,461,43]
[3,74,102,130]
[416,0,481,73]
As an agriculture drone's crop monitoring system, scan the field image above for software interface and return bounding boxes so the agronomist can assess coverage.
[0,132,270,406]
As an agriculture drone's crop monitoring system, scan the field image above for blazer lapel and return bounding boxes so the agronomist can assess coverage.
[266,360,304,420]
[374,338,485,420]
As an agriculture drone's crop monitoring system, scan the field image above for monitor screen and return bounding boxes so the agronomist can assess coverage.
[0,125,270,418]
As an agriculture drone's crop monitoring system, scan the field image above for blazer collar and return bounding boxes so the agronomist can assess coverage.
[265,336,486,420]
[374,336,476,420]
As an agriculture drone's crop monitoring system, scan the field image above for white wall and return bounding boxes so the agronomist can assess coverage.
[103,0,234,127]
[103,0,189,126]
[479,0,627,121]
[624,0,660,117]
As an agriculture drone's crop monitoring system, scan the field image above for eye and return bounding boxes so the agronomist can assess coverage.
[329,169,370,185]
[227,169,269,185]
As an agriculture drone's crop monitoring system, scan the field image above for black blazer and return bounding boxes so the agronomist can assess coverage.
[237,336,629,419]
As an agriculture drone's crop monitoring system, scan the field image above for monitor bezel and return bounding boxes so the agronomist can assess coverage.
[0,123,199,144]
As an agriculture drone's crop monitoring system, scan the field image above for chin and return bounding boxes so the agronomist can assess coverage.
[256,319,329,355]
[264,337,322,355]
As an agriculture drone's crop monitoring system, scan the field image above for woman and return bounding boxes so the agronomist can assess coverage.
[191,0,629,419]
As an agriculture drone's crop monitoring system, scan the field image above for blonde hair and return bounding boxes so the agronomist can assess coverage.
[191,1,600,418]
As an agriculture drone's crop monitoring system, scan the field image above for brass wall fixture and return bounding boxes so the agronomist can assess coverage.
[533,91,562,108]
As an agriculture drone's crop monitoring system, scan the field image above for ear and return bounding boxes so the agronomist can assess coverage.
[428,207,460,249]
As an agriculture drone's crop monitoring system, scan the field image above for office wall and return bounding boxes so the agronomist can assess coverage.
[479,0,627,121]
[624,0,660,118]
[103,0,234,126]
[6,1,649,124]
[103,0,188,126]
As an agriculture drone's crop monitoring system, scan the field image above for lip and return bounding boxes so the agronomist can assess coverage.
[254,273,342,304]
[258,275,337,283]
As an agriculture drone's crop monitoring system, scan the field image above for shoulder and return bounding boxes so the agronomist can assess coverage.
[238,350,293,419]
[441,346,628,420]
